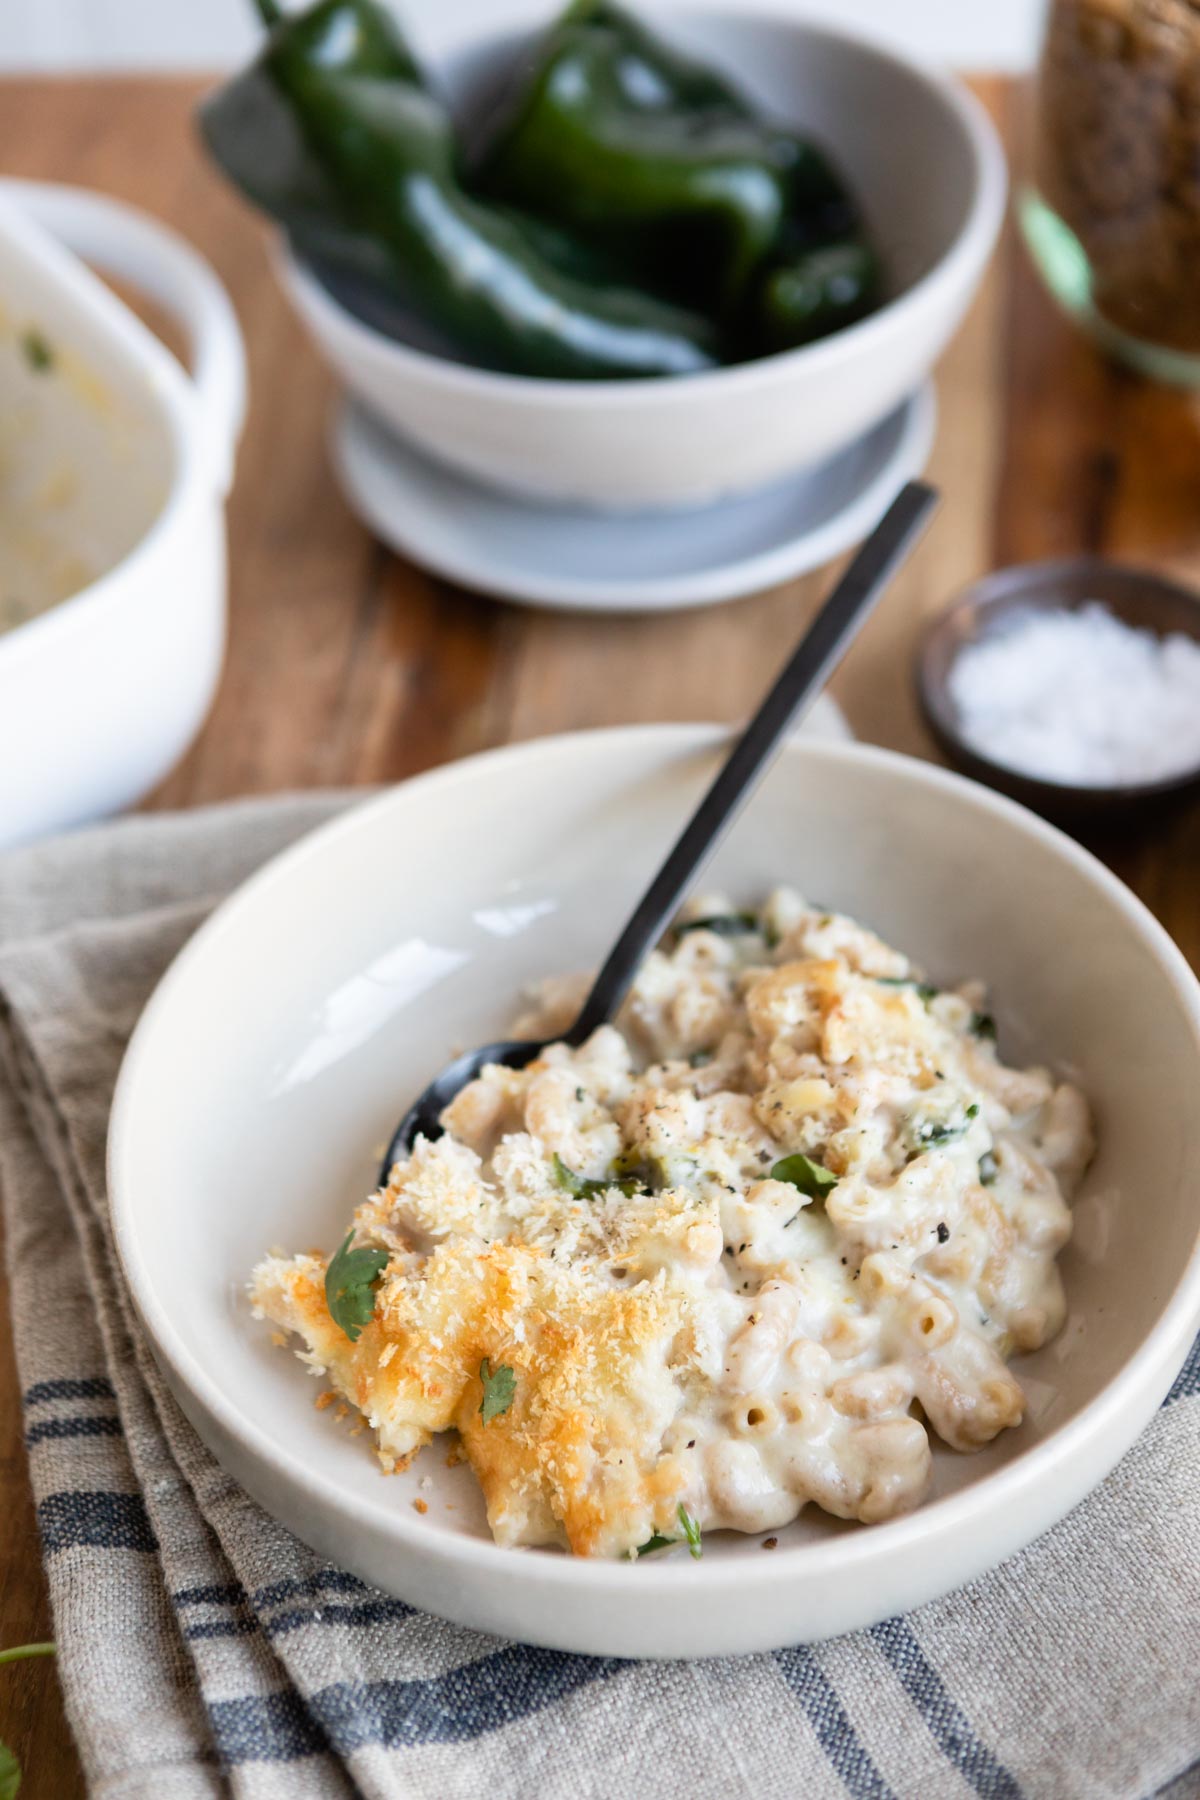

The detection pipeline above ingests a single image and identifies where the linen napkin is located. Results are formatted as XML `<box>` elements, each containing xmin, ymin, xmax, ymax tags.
<box><xmin>1</xmin><ymin>793</ymin><xmax>1198</xmax><ymax>1800</ymax></box>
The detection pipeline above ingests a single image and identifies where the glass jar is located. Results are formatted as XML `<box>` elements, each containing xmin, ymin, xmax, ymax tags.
<box><xmin>1021</xmin><ymin>0</ymin><xmax>1200</xmax><ymax>386</ymax></box>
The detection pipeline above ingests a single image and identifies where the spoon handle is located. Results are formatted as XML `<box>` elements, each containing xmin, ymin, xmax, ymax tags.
<box><xmin>566</xmin><ymin>479</ymin><xmax>938</xmax><ymax>1046</ymax></box>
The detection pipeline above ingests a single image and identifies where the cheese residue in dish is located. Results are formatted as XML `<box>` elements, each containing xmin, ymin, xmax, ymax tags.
<box><xmin>0</xmin><ymin>311</ymin><xmax>169</xmax><ymax>636</ymax></box>
<box><xmin>251</xmin><ymin>890</ymin><xmax>1093</xmax><ymax>1559</ymax></box>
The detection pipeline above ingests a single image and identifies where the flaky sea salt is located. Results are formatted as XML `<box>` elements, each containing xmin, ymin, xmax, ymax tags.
<box><xmin>946</xmin><ymin>601</ymin><xmax>1200</xmax><ymax>787</ymax></box>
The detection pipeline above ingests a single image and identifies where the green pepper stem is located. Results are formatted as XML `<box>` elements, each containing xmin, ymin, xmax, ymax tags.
<box><xmin>0</xmin><ymin>1643</ymin><xmax>55</xmax><ymax>1667</ymax></box>
<box><xmin>253</xmin><ymin>0</ymin><xmax>284</xmax><ymax>26</ymax></box>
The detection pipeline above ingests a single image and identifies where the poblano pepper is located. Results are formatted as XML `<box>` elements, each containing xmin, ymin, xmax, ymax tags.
<box><xmin>474</xmin><ymin>0</ymin><xmax>855</xmax><ymax>311</ymax></box>
<box><xmin>199</xmin><ymin>0</ymin><xmax>718</xmax><ymax>379</ymax></box>
<box><xmin>752</xmin><ymin>240</ymin><xmax>883</xmax><ymax>353</ymax></box>
<box><xmin>558</xmin><ymin>0</ymin><xmax>751</xmax><ymax>116</ymax></box>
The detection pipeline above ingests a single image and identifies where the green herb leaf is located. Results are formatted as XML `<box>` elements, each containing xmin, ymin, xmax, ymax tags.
<box><xmin>635</xmin><ymin>1533</ymin><xmax>675</xmax><ymax>1556</ymax></box>
<box><xmin>909</xmin><ymin>1103</ymin><xmax>979</xmax><ymax>1151</ymax></box>
<box><xmin>19</xmin><ymin>329</ymin><xmax>54</xmax><ymax>374</ymax></box>
<box><xmin>0</xmin><ymin>1645</ymin><xmax>55</xmax><ymax>1800</ymax></box>
<box><xmin>676</xmin><ymin>1503</ymin><xmax>702</xmax><ymax>1559</ymax></box>
<box><xmin>479</xmin><ymin>1357</ymin><xmax>517</xmax><ymax>1425</ymax></box>
<box><xmin>552</xmin><ymin>1153</ymin><xmax>639</xmax><ymax>1199</ymax></box>
<box><xmin>676</xmin><ymin>912</ymin><xmax>758</xmax><ymax>939</ymax></box>
<box><xmin>0</xmin><ymin>1647</ymin><xmax>54</xmax><ymax>1670</ymax></box>
<box><xmin>875</xmin><ymin>976</ymin><xmax>938</xmax><ymax>1004</ymax></box>
<box><xmin>970</xmin><ymin>1011</ymin><xmax>997</xmax><ymax>1041</ymax></box>
<box><xmin>770</xmin><ymin>1153</ymin><xmax>838</xmax><ymax>1199</ymax></box>
<box><xmin>979</xmin><ymin>1150</ymin><xmax>998</xmax><ymax>1186</ymax></box>
<box><xmin>688</xmin><ymin>1049</ymin><xmax>713</xmax><ymax>1068</ymax></box>
<box><xmin>611</xmin><ymin>1149</ymin><xmax>664</xmax><ymax>1193</ymax></box>
<box><xmin>324</xmin><ymin>1229</ymin><xmax>388</xmax><ymax>1342</ymax></box>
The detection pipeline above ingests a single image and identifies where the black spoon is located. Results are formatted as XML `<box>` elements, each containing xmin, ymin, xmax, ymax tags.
<box><xmin>381</xmin><ymin>480</ymin><xmax>937</xmax><ymax>1180</ymax></box>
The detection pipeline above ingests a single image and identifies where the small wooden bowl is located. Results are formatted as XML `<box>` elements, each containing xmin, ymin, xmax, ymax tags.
<box><xmin>916</xmin><ymin>557</ymin><xmax>1200</xmax><ymax>828</ymax></box>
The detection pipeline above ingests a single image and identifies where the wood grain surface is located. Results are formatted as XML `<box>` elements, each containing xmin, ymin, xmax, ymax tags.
<box><xmin>1</xmin><ymin>73</ymin><xmax>1199</xmax><ymax>1798</ymax></box>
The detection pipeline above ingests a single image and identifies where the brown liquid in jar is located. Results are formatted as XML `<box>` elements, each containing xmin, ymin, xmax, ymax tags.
<box><xmin>1036</xmin><ymin>0</ymin><xmax>1200</xmax><ymax>354</ymax></box>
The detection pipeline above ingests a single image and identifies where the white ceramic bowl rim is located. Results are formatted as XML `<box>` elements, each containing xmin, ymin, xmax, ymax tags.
<box><xmin>281</xmin><ymin>11</ymin><xmax>1007</xmax><ymax>406</ymax></box>
<box><xmin>0</xmin><ymin>182</ymin><xmax>244</xmax><ymax>670</ymax></box>
<box><xmin>108</xmin><ymin>729</ymin><xmax>1200</xmax><ymax>1596</ymax></box>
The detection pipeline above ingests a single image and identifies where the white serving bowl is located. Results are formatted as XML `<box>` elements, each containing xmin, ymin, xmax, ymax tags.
<box><xmin>276</xmin><ymin>4</ymin><xmax>1005</xmax><ymax>510</ymax></box>
<box><xmin>109</xmin><ymin>729</ymin><xmax>1200</xmax><ymax>1660</ymax></box>
<box><xmin>0</xmin><ymin>181</ymin><xmax>245</xmax><ymax>851</ymax></box>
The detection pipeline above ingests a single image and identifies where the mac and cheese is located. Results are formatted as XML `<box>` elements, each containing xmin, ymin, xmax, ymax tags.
<box><xmin>252</xmin><ymin>890</ymin><xmax>1092</xmax><ymax>1558</ymax></box>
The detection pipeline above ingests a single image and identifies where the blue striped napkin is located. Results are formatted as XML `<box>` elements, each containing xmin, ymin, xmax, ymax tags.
<box><xmin>0</xmin><ymin>795</ymin><xmax>1197</xmax><ymax>1800</ymax></box>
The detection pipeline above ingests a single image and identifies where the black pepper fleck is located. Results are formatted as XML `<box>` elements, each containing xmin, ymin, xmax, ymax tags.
<box><xmin>936</xmin><ymin>1222</ymin><xmax>950</xmax><ymax>1243</ymax></box>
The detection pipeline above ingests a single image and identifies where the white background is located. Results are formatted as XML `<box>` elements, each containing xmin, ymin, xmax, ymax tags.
<box><xmin>0</xmin><ymin>0</ymin><xmax>1045</xmax><ymax>71</ymax></box>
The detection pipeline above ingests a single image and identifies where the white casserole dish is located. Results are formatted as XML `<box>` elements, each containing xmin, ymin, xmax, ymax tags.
<box><xmin>0</xmin><ymin>181</ymin><xmax>246</xmax><ymax>852</ymax></box>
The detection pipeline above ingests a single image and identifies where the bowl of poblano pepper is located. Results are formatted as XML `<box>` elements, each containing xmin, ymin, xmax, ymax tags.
<box><xmin>201</xmin><ymin>0</ymin><xmax>1006</xmax><ymax>508</ymax></box>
